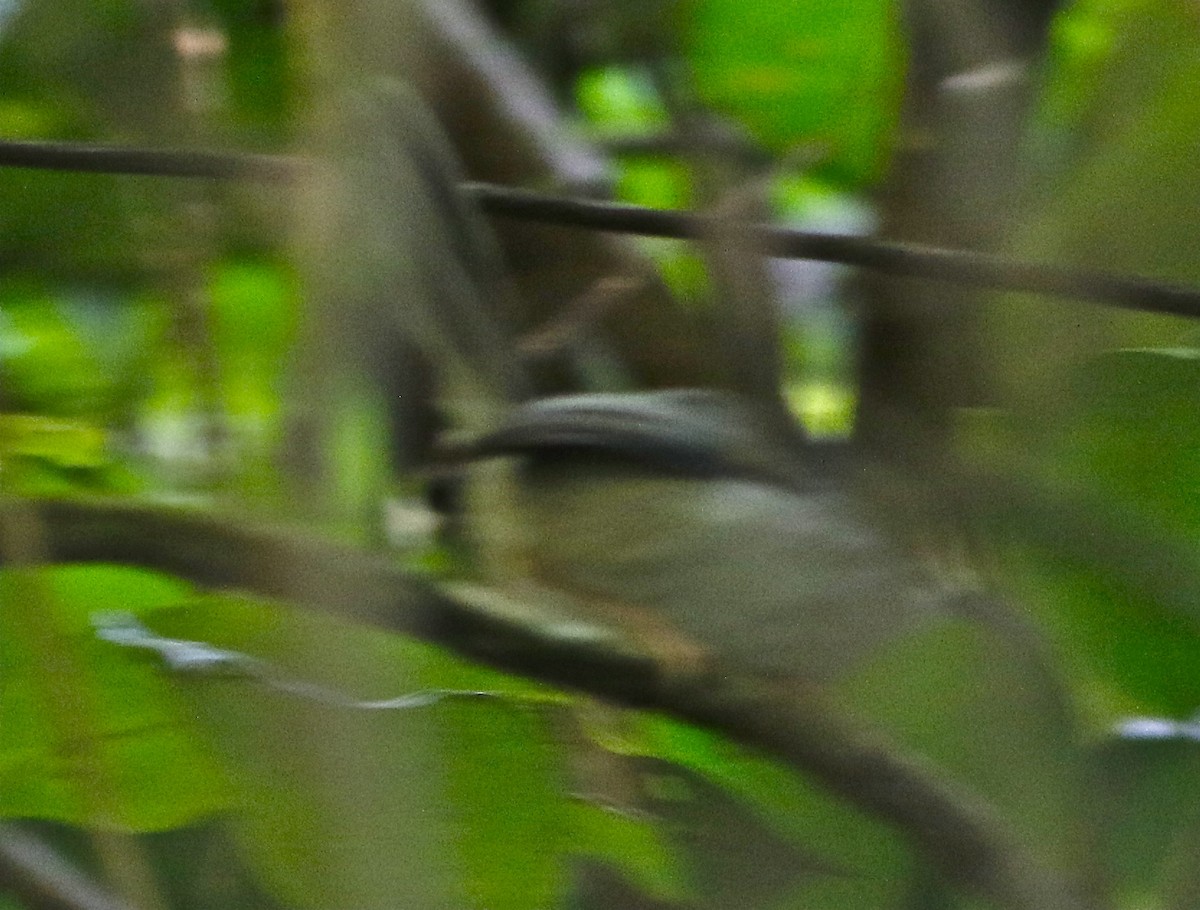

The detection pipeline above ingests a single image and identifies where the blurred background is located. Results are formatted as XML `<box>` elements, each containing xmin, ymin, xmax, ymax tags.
<box><xmin>3</xmin><ymin>1</ymin><xmax>1200</xmax><ymax>909</ymax></box>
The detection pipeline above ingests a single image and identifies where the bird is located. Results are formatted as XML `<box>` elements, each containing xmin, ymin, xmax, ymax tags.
<box><xmin>316</xmin><ymin>83</ymin><xmax>1091</xmax><ymax>910</ymax></box>
<box><xmin>321</xmin><ymin>80</ymin><xmax>1004</xmax><ymax>685</ymax></box>
<box><xmin>466</xmin><ymin>387</ymin><xmax>963</xmax><ymax>683</ymax></box>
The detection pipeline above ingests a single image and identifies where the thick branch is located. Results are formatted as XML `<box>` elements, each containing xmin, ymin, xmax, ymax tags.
<box><xmin>6</xmin><ymin>496</ymin><xmax>1090</xmax><ymax>910</ymax></box>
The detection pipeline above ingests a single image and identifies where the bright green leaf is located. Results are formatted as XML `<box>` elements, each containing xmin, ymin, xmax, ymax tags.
<box><xmin>147</xmin><ymin>596</ymin><xmax>576</xmax><ymax>910</ymax></box>
<box><xmin>576</xmin><ymin>66</ymin><xmax>670</xmax><ymax>136</ymax></box>
<box><xmin>208</xmin><ymin>257</ymin><xmax>298</xmax><ymax>432</ymax></box>
<box><xmin>0</xmin><ymin>414</ymin><xmax>108</xmax><ymax>468</ymax></box>
<box><xmin>0</xmin><ymin>565</ymin><xmax>228</xmax><ymax>830</ymax></box>
<box><xmin>682</xmin><ymin>0</ymin><xmax>906</xmax><ymax>185</ymax></box>
<box><xmin>0</xmin><ymin>285</ymin><xmax>107</xmax><ymax>418</ymax></box>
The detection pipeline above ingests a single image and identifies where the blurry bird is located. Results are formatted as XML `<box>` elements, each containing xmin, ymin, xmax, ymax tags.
<box><xmin>313</xmin><ymin>81</ymin><xmax>1094</xmax><ymax>907</ymax></box>
<box><xmin>468</xmin><ymin>389</ymin><xmax>965</xmax><ymax>682</ymax></box>
<box><xmin>323</xmin><ymin>79</ymin><xmax>1020</xmax><ymax>685</ymax></box>
<box><xmin>310</xmin><ymin>76</ymin><xmax>1095</xmax><ymax>910</ymax></box>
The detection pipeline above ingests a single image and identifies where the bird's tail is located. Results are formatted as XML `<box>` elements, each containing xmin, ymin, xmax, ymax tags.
<box><xmin>330</xmin><ymin>80</ymin><xmax>533</xmax><ymax>437</ymax></box>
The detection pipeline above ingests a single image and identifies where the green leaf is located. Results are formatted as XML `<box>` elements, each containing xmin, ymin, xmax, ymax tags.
<box><xmin>837</xmin><ymin>617</ymin><xmax>1085</xmax><ymax>873</ymax></box>
<box><xmin>984</xmin><ymin>0</ymin><xmax>1200</xmax><ymax>726</ymax></box>
<box><xmin>991</xmin><ymin>0</ymin><xmax>1200</xmax><ymax>404</ymax></box>
<box><xmin>1032</xmin><ymin>0</ymin><xmax>1197</xmax><ymax>193</ymax></box>
<box><xmin>1089</xmin><ymin>731</ymin><xmax>1200</xmax><ymax>908</ymax></box>
<box><xmin>207</xmin><ymin>0</ymin><xmax>296</xmax><ymax>143</ymax></box>
<box><xmin>0</xmin><ymin>280</ymin><xmax>166</xmax><ymax>420</ymax></box>
<box><xmin>564</xmin><ymin>799</ymin><xmax>686</xmax><ymax>904</ymax></box>
<box><xmin>0</xmin><ymin>414</ymin><xmax>108</xmax><ymax>469</ymax></box>
<box><xmin>0</xmin><ymin>284</ymin><xmax>107</xmax><ymax>418</ymax></box>
<box><xmin>576</xmin><ymin>66</ymin><xmax>671</xmax><ymax>137</ymax></box>
<box><xmin>1013</xmin><ymin>554</ymin><xmax>1200</xmax><ymax>720</ymax></box>
<box><xmin>623</xmin><ymin>713</ymin><xmax>914</xmax><ymax>908</ymax></box>
<box><xmin>0</xmin><ymin>565</ymin><xmax>228</xmax><ymax>830</ymax></box>
<box><xmin>439</xmin><ymin>698</ymin><xmax>566</xmax><ymax>909</ymax></box>
<box><xmin>208</xmin><ymin>257</ymin><xmax>299</xmax><ymax>431</ymax></box>
<box><xmin>1060</xmin><ymin>349</ymin><xmax>1200</xmax><ymax>532</ymax></box>
<box><xmin>681</xmin><ymin>0</ymin><xmax>906</xmax><ymax>185</ymax></box>
<box><xmin>993</xmin><ymin>349</ymin><xmax>1200</xmax><ymax>716</ymax></box>
<box><xmin>145</xmin><ymin>598</ymin><xmax>459</xmax><ymax>909</ymax></box>
<box><xmin>148</xmin><ymin>596</ymin><xmax>574</xmax><ymax>910</ymax></box>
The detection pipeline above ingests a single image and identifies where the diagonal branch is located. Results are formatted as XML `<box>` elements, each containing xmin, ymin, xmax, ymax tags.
<box><xmin>5</xmin><ymin>495</ymin><xmax>1092</xmax><ymax>910</ymax></box>
<box><xmin>466</xmin><ymin>183</ymin><xmax>1200</xmax><ymax>320</ymax></box>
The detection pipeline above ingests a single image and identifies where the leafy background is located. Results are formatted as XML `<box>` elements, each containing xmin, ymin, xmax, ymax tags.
<box><xmin>2</xmin><ymin>0</ymin><xmax>1200</xmax><ymax>908</ymax></box>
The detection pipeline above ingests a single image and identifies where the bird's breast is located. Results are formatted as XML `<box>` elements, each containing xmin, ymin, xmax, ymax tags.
<box><xmin>515</xmin><ymin>459</ymin><xmax>946</xmax><ymax>682</ymax></box>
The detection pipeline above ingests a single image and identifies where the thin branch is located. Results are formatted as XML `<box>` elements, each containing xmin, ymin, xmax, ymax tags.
<box><xmin>9</xmin><ymin>495</ymin><xmax>1091</xmax><ymax>910</ymax></box>
<box><xmin>466</xmin><ymin>183</ymin><xmax>1200</xmax><ymax>320</ymax></box>
<box><xmin>0</xmin><ymin>136</ymin><xmax>1195</xmax><ymax>320</ymax></box>
<box><xmin>0</xmin><ymin>138</ymin><xmax>296</xmax><ymax>181</ymax></box>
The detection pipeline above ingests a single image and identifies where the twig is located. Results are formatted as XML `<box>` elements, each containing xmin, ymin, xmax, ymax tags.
<box><xmin>8</xmin><ymin>495</ymin><xmax>1091</xmax><ymax>910</ymax></box>
<box><xmin>518</xmin><ymin>274</ymin><xmax>644</xmax><ymax>356</ymax></box>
